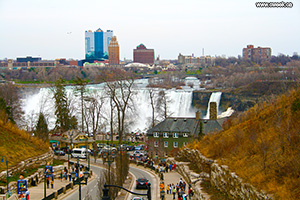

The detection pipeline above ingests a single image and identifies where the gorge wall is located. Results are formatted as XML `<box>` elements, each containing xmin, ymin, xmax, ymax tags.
<box><xmin>172</xmin><ymin>148</ymin><xmax>272</xmax><ymax>200</ymax></box>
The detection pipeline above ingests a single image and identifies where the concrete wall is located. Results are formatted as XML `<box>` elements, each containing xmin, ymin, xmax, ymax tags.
<box><xmin>174</xmin><ymin>148</ymin><xmax>273</xmax><ymax>200</ymax></box>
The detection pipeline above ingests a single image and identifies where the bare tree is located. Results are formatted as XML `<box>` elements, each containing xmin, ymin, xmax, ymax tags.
<box><xmin>100</xmin><ymin>68</ymin><xmax>136</xmax><ymax>143</ymax></box>
<box><xmin>156</xmin><ymin>90</ymin><xmax>173</xmax><ymax>120</ymax></box>
<box><xmin>148</xmin><ymin>88</ymin><xmax>158</xmax><ymax>128</ymax></box>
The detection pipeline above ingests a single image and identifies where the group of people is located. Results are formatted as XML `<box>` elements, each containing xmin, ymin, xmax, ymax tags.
<box><xmin>159</xmin><ymin>178</ymin><xmax>194</xmax><ymax>200</ymax></box>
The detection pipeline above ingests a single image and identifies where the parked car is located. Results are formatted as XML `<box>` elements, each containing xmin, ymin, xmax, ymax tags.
<box><xmin>71</xmin><ymin>148</ymin><xmax>87</xmax><ymax>159</ymax></box>
<box><xmin>136</xmin><ymin>178</ymin><xmax>149</xmax><ymax>189</ymax></box>
<box><xmin>131</xmin><ymin>197</ymin><xmax>144</xmax><ymax>200</ymax></box>
<box><xmin>54</xmin><ymin>150</ymin><xmax>65</xmax><ymax>156</ymax></box>
<box><xmin>126</xmin><ymin>145</ymin><xmax>135</xmax><ymax>151</ymax></box>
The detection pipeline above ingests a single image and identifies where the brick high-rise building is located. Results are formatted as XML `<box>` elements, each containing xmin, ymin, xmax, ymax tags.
<box><xmin>243</xmin><ymin>45</ymin><xmax>271</xmax><ymax>64</ymax></box>
<box><xmin>108</xmin><ymin>36</ymin><xmax>120</xmax><ymax>65</ymax></box>
<box><xmin>133</xmin><ymin>44</ymin><xmax>154</xmax><ymax>65</ymax></box>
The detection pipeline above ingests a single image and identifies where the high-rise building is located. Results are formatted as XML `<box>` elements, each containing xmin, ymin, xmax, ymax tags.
<box><xmin>243</xmin><ymin>45</ymin><xmax>271</xmax><ymax>64</ymax></box>
<box><xmin>108</xmin><ymin>36</ymin><xmax>120</xmax><ymax>65</ymax></box>
<box><xmin>85</xmin><ymin>28</ymin><xmax>113</xmax><ymax>60</ymax></box>
<box><xmin>133</xmin><ymin>44</ymin><xmax>154</xmax><ymax>65</ymax></box>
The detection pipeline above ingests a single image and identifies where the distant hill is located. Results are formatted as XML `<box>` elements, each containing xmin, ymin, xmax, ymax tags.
<box><xmin>190</xmin><ymin>88</ymin><xmax>300</xmax><ymax>199</ymax></box>
<box><xmin>0</xmin><ymin>120</ymin><xmax>49</xmax><ymax>172</ymax></box>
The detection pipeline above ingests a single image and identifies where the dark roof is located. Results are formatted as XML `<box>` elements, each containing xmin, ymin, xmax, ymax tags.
<box><xmin>147</xmin><ymin>117</ymin><xmax>225</xmax><ymax>136</ymax></box>
<box><xmin>147</xmin><ymin>117</ymin><xmax>200</xmax><ymax>135</ymax></box>
<box><xmin>202</xmin><ymin>119</ymin><xmax>223</xmax><ymax>134</ymax></box>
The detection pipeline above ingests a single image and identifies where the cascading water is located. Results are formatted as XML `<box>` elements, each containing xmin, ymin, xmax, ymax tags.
<box><xmin>204</xmin><ymin>92</ymin><xmax>222</xmax><ymax>119</ymax></box>
<box><xmin>22</xmin><ymin>79</ymin><xmax>199</xmax><ymax>132</ymax></box>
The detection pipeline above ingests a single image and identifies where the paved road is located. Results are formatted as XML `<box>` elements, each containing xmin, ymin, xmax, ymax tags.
<box><xmin>63</xmin><ymin>163</ymin><xmax>101</xmax><ymax>200</ymax></box>
<box><xmin>128</xmin><ymin>165</ymin><xmax>158</xmax><ymax>200</ymax></box>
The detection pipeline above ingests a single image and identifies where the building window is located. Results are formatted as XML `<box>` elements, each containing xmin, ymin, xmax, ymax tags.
<box><xmin>163</xmin><ymin>132</ymin><xmax>169</xmax><ymax>138</ymax></box>
<box><xmin>183</xmin><ymin>133</ymin><xmax>189</xmax><ymax>137</ymax></box>
<box><xmin>154</xmin><ymin>141</ymin><xmax>158</xmax><ymax>147</ymax></box>
<box><xmin>164</xmin><ymin>141</ymin><xmax>168</xmax><ymax>148</ymax></box>
<box><xmin>183</xmin><ymin>142</ymin><xmax>188</xmax><ymax>146</ymax></box>
<box><xmin>173</xmin><ymin>133</ymin><xmax>178</xmax><ymax>138</ymax></box>
<box><xmin>153</xmin><ymin>132</ymin><xmax>159</xmax><ymax>138</ymax></box>
<box><xmin>173</xmin><ymin>142</ymin><xmax>178</xmax><ymax>148</ymax></box>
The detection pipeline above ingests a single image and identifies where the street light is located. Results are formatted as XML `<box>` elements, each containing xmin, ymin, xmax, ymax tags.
<box><xmin>1</xmin><ymin>156</ymin><xmax>9</xmax><ymax>197</ymax></box>
<box><xmin>71</xmin><ymin>158</ymin><xmax>89</xmax><ymax>200</ymax></box>
<box><xmin>68</xmin><ymin>133</ymin><xmax>73</xmax><ymax>170</ymax></box>
<box><xmin>102</xmin><ymin>148</ymin><xmax>116</xmax><ymax>185</ymax></box>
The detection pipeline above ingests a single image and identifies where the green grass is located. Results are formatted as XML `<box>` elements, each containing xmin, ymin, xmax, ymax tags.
<box><xmin>0</xmin><ymin>159</ymin><xmax>65</xmax><ymax>186</ymax></box>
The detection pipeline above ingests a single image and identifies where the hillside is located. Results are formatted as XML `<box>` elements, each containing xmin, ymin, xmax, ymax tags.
<box><xmin>189</xmin><ymin>88</ymin><xmax>300</xmax><ymax>199</ymax></box>
<box><xmin>0</xmin><ymin>120</ymin><xmax>49</xmax><ymax>172</ymax></box>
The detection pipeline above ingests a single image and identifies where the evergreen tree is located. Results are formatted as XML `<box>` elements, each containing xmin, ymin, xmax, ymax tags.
<box><xmin>73</xmin><ymin>77</ymin><xmax>88</xmax><ymax>133</ymax></box>
<box><xmin>0</xmin><ymin>97</ymin><xmax>13</xmax><ymax>123</ymax></box>
<box><xmin>35</xmin><ymin>112</ymin><xmax>49</xmax><ymax>141</ymax></box>
<box><xmin>53</xmin><ymin>79</ymin><xmax>77</xmax><ymax>132</ymax></box>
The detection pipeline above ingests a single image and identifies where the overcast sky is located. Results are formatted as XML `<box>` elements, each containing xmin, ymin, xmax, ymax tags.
<box><xmin>0</xmin><ymin>0</ymin><xmax>299</xmax><ymax>60</ymax></box>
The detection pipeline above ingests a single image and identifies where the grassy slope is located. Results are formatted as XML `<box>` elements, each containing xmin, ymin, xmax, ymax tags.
<box><xmin>189</xmin><ymin>88</ymin><xmax>300</xmax><ymax>199</ymax></box>
<box><xmin>0</xmin><ymin>121</ymin><xmax>49</xmax><ymax>172</ymax></box>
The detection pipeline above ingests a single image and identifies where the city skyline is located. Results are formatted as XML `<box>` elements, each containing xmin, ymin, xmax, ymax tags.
<box><xmin>0</xmin><ymin>0</ymin><xmax>299</xmax><ymax>60</ymax></box>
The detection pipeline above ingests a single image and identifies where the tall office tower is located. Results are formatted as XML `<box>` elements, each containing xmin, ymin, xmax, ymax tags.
<box><xmin>108</xmin><ymin>36</ymin><xmax>120</xmax><ymax>65</ymax></box>
<box><xmin>85</xmin><ymin>28</ymin><xmax>113</xmax><ymax>60</ymax></box>
<box><xmin>133</xmin><ymin>44</ymin><xmax>155</xmax><ymax>64</ymax></box>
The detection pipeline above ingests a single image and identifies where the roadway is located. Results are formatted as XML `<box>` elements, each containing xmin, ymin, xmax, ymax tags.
<box><xmin>63</xmin><ymin>158</ymin><xmax>158</xmax><ymax>200</ymax></box>
<box><xmin>128</xmin><ymin>165</ymin><xmax>158</xmax><ymax>200</ymax></box>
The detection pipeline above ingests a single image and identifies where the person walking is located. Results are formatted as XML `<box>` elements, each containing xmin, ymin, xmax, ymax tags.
<box><xmin>172</xmin><ymin>186</ymin><xmax>177</xmax><ymax>199</ymax></box>
<box><xmin>166</xmin><ymin>184</ymin><xmax>170</xmax><ymax>194</ymax></box>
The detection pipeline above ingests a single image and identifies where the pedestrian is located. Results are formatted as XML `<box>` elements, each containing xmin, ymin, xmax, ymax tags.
<box><xmin>166</xmin><ymin>184</ymin><xmax>170</xmax><ymax>194</ymax></box>
<box><xmin>183</xmin><ymin>181</ymin><xmax>186</xmax><ymax>191</ymax></box>
<box><xmin>179</xmin><ymin>178</ymin><xmax>183</xmax><ymax>184</ymax></box>
<box><xmin>188</xmin><ymin>187</ymin><xmax>194</xmax><ymax>200</ymax></box>
<box><xmin>172</xmin><ymin>186</ymin><xmax>177</xmax><ymax>199</ymax></box>
<box><xmin>169</xmin><ymin>164</ymin><xmax>173</xmax><ymax>171</ymax></box>
<box><xmin>25</xmin><ymin>190</ymin><xmax>30</xmax><ymax>200</ymax></box>
<box><xmin>68</xmin><ymin>172</ymin><xmax>72</xmax><ymax>181</ymax></box>
<box><xmin>169</xmin><ymin>184</ymin><xmax>172</xmax><ymax>194</ymax></box>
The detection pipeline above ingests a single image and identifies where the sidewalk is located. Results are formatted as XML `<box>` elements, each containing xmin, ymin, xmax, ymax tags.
<box><xmin>28</xmin><ymin>177</ymin><xmax>72</xmax><ymax>200</ymax></box>
<box><xmin>131</xmin><ymin>162</ymin><xmax>194</xmax><ymax>200</ymax></box>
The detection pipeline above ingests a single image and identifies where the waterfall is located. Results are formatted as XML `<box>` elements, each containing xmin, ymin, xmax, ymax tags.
<box><xmin>204</xmin><ymin>92</ymin><xmax>222</xmax><ymax>119</ymax></box>
<box><xmin>21</xmin><ymin>79</ymin><xmax>198</xmax><ymax>132</ymax></box>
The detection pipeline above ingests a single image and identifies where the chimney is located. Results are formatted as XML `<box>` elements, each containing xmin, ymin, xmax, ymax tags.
<box><xmin>209</xmin><ymin>102</ymin><xmax>217</xmax><ymax>120</ymax></box>
<box><xmin>196</xmin><ymin>111</ymin><xmax>201</xmax><ymax>120</ymax></box>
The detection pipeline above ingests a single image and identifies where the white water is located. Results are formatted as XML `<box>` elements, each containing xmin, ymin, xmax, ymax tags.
<box><xmin>204</xmin><ymin>92</ymin><xmax>222</xmax><ymax>119</ymax></box>
<box><xmin>22</xmin><ymin>78</ymin><xmax>201</xmax><ymax>133</ymax></box>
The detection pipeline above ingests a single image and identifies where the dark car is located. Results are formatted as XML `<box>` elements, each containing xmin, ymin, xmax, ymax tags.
<box><xmin>54</xmin><ymin>150</ymin><xmax>65</xmax><ymax>156</ymax></box>
<box><xmin>136</xmin><ymin>178</ymin><xmax>149</xmax><ymax>189</ymax></box>
<box><xmin>131</xmin><ymin>197</ymin><xmax>144</xmax><ymax>200</ymax></box>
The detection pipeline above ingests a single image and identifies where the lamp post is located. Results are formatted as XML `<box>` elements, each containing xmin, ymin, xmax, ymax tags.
<box><xmin>71</xmin><ymin>158</ymin><xmax>89</xmax><ymax>200</ymax></box>
<box><xmin>43</xmin><ymin>172</ymin><xmax>46</xmax><ymax>198</ymax></box>
<box><xmin>1</xmin><ymin>156</ymin><xmax>9</xmax><ymax>196</ymax></box>
<box><xmin>102</xmin><ymin>148</ymin><xmax>116</xmax><ymax>185</ymax></box>
<box><xmin>87</xmin><ymin>151</ymin><xmax>90</xmax><ymax>171</ymax></box>
<box><xmin>68</xmin><ymin>133</ymin><xmax>73</xmax><ymax>170</ymax></box>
